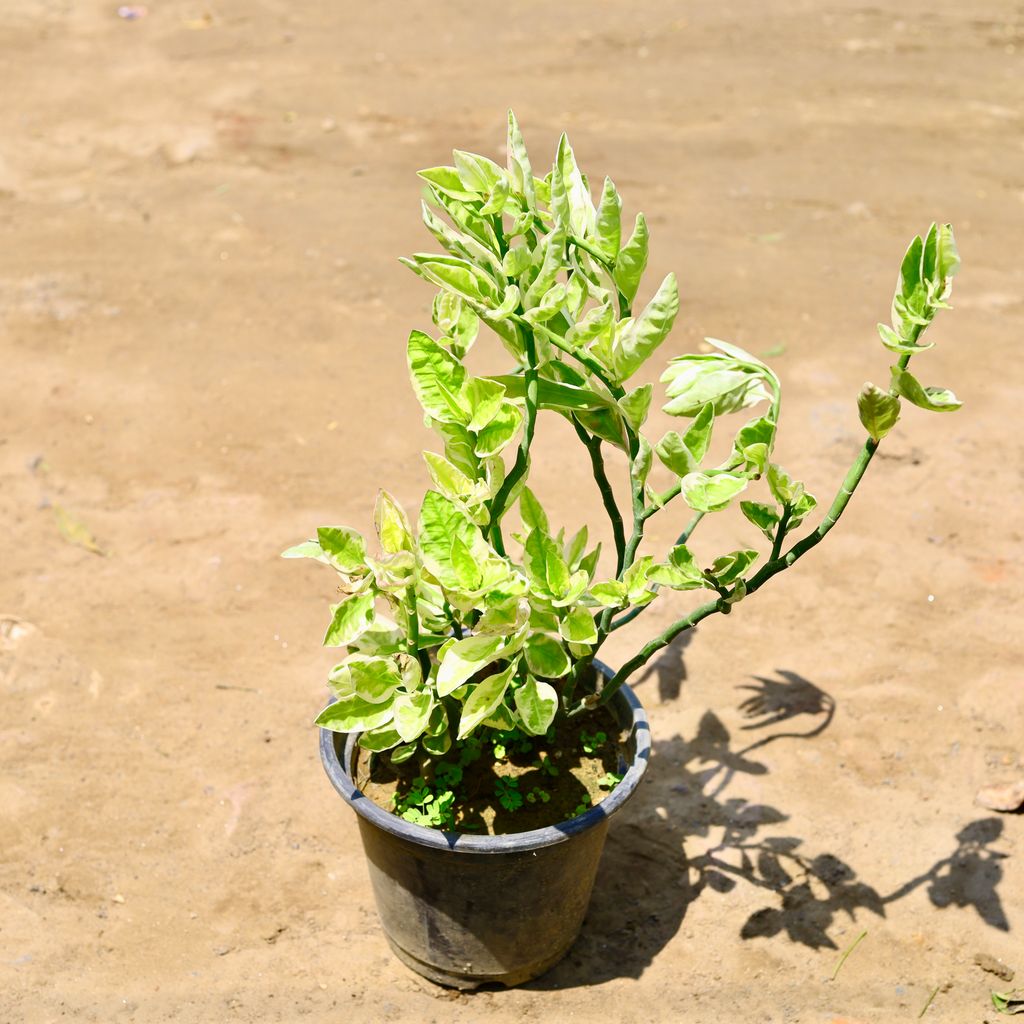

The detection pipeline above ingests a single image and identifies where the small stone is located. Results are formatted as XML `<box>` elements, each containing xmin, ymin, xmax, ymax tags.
<box><xmin>975</xmin><ymin>778</ymin><xmax>1024</xmax><ymax>812</ymax></box>
<box><xmin>974</xmin><ymin>952</ymin><xmax>1015</xmax><ymax>982</ymax></box>
<box><xmin>112</xmin><ymin>894</ymin><xmax>125</xmax><ymax>903</ymax></box>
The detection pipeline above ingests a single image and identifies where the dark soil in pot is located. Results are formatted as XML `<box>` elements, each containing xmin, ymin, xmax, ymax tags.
<box><xmin>354</xmin><ymin>704</ymin><xmax>628</xmax><ymax>835</ymax></box>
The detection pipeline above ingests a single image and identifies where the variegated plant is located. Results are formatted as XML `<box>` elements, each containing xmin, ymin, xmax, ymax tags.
<box><xmin>286</xmin><ymin>112</ymin><xmax>961</xmax><ymax>766</ymax></box>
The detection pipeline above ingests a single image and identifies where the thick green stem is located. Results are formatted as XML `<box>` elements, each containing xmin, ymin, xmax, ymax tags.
<box><xmin>487</xmin><ymin>325</ymin><xmax>539</xmax><ymax>554</ymax></box>
<box><xmin>572</xmin><ymin>417</ymin><xmax>627</xmax><ymax>573</ymax></box>
<box><xmin>769</xmin><ymin>504</ymin><xmax>792</xmax><ymax>563</ymax></box>
<box><xmin>570</xmin><ymin>433</ymin><xmax>882</xmax><ymax>716</ymax></box>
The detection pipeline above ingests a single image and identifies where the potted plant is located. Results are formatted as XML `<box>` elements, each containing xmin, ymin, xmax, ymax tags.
<box><xmin>285</xmin><ymin>112</ymin><xmax>962</xmax><ymax>989</ymax></box>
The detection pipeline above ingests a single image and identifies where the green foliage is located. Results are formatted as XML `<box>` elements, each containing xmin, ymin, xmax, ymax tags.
<box><xmin>287</xmin><ymin>113</ymin><xmax>962</xmax><ymax>805</ymax></box>
<box><xmin>494</xmin><ymin>776</ymin><xmax>523</xmax><ymax>812</ymax></box>
<box><xmin>598</xmin><ymin>770</ymin><xmax>624</xmax><ymax>790</ymax></box>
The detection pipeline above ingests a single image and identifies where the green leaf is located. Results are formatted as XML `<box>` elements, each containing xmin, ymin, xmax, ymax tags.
<box><xmin>877</xmin><ymin>321</ymin><xmax>933</xmax><ymax>355</ymax></box>
<box><xmin>420</xmin><ymin>201</ymin><xmax>502</xmax><ymax>277</ymax></box>
<box><xmin>281</xmin><ymin>539</ymin><xmax>327</xmax><ymax>562</ymax></box>
<box><xmin>417</xmin><ymin>165</ymin><xmax>478</xmax><ymax>201</ymax></box>
<box><xmin>567</xmin><ymin>301</ymin><xmax>614</xmax><ymax>349</ymax></box>
<box><xmin>393</xmin><ymin>691</ymin><xmax>435</xmax><ymax>743</ymax></box>
<box><xmin>623</xmin><ymin>555</ymin><xmax>656</xmax><ymax>605</ymax></box>
<box><xmin>661</xmin><ymin>354</ymin><xmax>772</xmax><ymax>418</ymax></box>
<box><xmin>564</xmin><ymin>525</ymin><xmax>589</xmax><ymax>568</ymax></box>
<box><xmin>617</xmin><ymin>383</ymin><xmax>653</xmax><ymax>431</ymax></box>
<box><xmin>453</xmin><ymin>149</ymin><xmax>504</xmax><ymax>193</ymax></box>
<box><xmin>423</xmin><ymin>451</ymin><xmax>475</xmax><ymax>500</ymax></box>
<box><xmin>422</xmin><ymin>729</ymin><xmax>452</xmax><ymax>756</ymax></box>
<box><xmin>733</xmin><ymin>415</ymin><xmax>775</xmax><ymax>475</ymax></box>
<box><xmin>708</xmin><ymin>549</ymin><xmax>759</xmax><ymax>586</ymax></box>
<box><xmin>523</xmin><ymin>227</ymin><xmax>566</xmax><ymax>309</ymax></box>
<box><xmin>740</xmin><ymin>501</ymin><xmax>780</xmax><ymax>541</ymax></box>
<box><xmin>474</xmin><ymin>400</ymin><xmax>523</xmax><ymax>456</ymax></box>
<box><xmin>524</xmin><ymin>282</ymin><xmax>568</xmax><ymax>323</ymax></box>
<box><xmin>933</xmin><ymin>223</ymin><xmax>960</xmax><ymax>300</ymax></box>
<box><xmin>612</xmin><ymin>273</ymin><xmax>680</xmax><ymax>380</ymax></box>
<box><xmin>685</xmin><ymin>403</ymin><xmax>716</xmax><ymax>463</ymax></box>
<box><xmin>789</xmin><ymin>490</ymin><xmax>817</xmax><ymax>529</ymax></box>
<box><xmin>648</xmin><ymin>544</ymin><xmax>706</xmax><ymax>590</ymax></box>
<box><xmin>519</xmin><ymin>486</ymin><xmax>549</xmax><ymax>535</ymax></box>
<box><xmin>450</xmin><ymin>534</ymin><xmax>482</xmax><ymax>589</ymax></box>
<box><xmin>991</xmin><ymin>988</ymin><xmax>1024</xmax><ymax>1015</ymax></box>
<box><xmin>551</xmin><ymin>133</ymin><xmax>595</xmax><ymax>237</ymax></box>
<box><xmin>680</xmin><ymin>471</ymin><xmax>748</xmax><ymax>513</ymax></box>
<box><xmin>457</xmin><ymin>661</ymin><xmax>517</xmax><ymax>740</ymax></box>
<box><xmin>890</xmin><ymin>366</ymin><xmax>962</xmax><ymax>413</ymax></box>
<box><xmin>358</xmin><ymin>725</ymin><xmax>403</xmax><ymax>752</ymax></box>
<box><xmin>595</xmin><ymin>177</ymin><xmax>622</xmax><ymax>257</ymax></box>
<box><xmin>767</xmin><ymin>464</ymin><xmax>805</xmax><ymax>506</ymax></box>
<box><xmin>347</xmin><ymin>655</ymin><xmax>403</xmax><ymax>703</ymax></box>
<box><xmin>502</xmin><ymin>245</ymin><xmax>533</xmax><ymax>278</ymax></box>
<box><xmin>323</xmin><ymin>592</ymin><xmax>376</xmax><ymax>647</ymax></box>
<box><xmin>613</xmin><ymin>214</ymin><xmax>649</xmax><ymax>304</ymax></box>
<box><xmin>524</xmin><ymin>529</ymin><xmax>570</xmax><ymax>597</ymax></box>
<box><xmin>560</xmin><ymin>606</ymin><xmax>598</xmax><ymax>644</ymax></box>
<box><xmin>514</xmin><ymin>677</ymin><xmax>559</xmax><ymax>736</ymax></box>
<box><xmin>432</xmin><ymin>420</ymin><xmax>479</xmax><ymax>478</ymax></box>
<box><xmin>525</xmin><ymin>633</ymin><xmax>571</xmax><ymax>678</ymax></box>
<box><xmin>858</xmin><ymin>383</ymin><xmax>901</xmax><ymax>441</ymax></box>
<box><xmin>506</xmin><ymin>110</ymin><xmax>537</xmax><ymax>210</ymax></box>
<box><xmin>313</xmin><ymin>527</ymin><xmax>366</xmax><ymax>572</ymax></box>
<box><xmin>432</xmin><ymin>292</ymin><xmax>479</xmax><ymax>360</ymax></box>
<box><xmin>590</xmin><ymin>580</ymin><xmax>627</xmax><ymax>606</ymax></box>
<box><xmin>490</xmin><ymin>374</ymin><xmax>609</xmax><ymax>412</ymax></box>
<box><xmin>655</xmin><ymin>430</ymin><xmax>697</xmax><ymax>477</ymax></box>
<box><xmin>435</xmin><ymin>634</ymin><xmax>507</xmax><ymax>696</ymax></box>
<box><xmin>402</xmin><ymin>254</ymin><xmax>500</xmax><ymax>306</ymax></box>
<box><xmin>374</xmin><ymin>490</ymin><xmax>414</xmax><ymax>554</ymax></box>
<box><xmin>316</xmin><ymin>693</ymin><xmax>395</xmax><ymax>733</ymax></box>
<box><xmin>631</xmin><ymin>436</ymin><xmax>653</xmax><ymax>491</ymax></box>
<box><xmin>418</xmin><ymin>491</ymin><xmax>484</xmax><ymax>587</ymax></box>
<box><xmin>407</xmin><ymin>330</ymin><xmax>468</xmax><ymax>424</ymax></box>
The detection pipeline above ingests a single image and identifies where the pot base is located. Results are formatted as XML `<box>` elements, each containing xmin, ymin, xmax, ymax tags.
<box><xmin>385</xmin><ymin>933</ymin><xmax>573</xmax><ymax>990</ymax></box>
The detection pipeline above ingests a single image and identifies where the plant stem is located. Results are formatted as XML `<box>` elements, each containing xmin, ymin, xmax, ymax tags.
<box><xmin>567</xmin><ymin>234</ymin><xmax>630</xmax><ymax>317</ymax></box>
<box><xmin>570</xmin><ymin>433</ymin><xmax>882</xmax><ymax>715</ymax></box>
<box><xmin>487</xmin><ymin>324</ymin><xmax>539</xmax><ymax>554</ymax></box>
<box><xmin>572</xmin><ymin>417</ymin><xmax>627</xmax><ymax>573</ymax></box>
<box><xmin>517</xmin><ymin>316</ymin><xmax>623</xmax><ymax>398</ymax></box>
<box><xmin>609</xmin><ymin>510</ymin><xmax>705</xmax><ymax>630</ymax></box>
<box><xmin>406</xmin><ymin>586</ymin><xmax>432</xmax><ymax>681</ymax></box>
<box><xmin>769</xmin><ymin>504</ymin><xmax>792</xmax><ymax>563</ymax></box>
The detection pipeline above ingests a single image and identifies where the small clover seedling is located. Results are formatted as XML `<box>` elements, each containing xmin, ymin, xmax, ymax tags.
<box><xmin>495</xmin><ymin>777</ymin><xmax>524</xmax><ymax>813</ymax></box>
<box><xmin>289</xmin><ymin>112</ymin><xmax>963</xmax><ymax>812</ymax></box>
<box><xmin>598</xmin><ymin>770</ymin><xmax>624</xmax><ymax>791</ymax></box>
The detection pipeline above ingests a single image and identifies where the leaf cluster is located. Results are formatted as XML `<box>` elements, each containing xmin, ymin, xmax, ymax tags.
<box><xmin>287</xmin><ymin>113</ymin><xmax>962</xmax><ymax>773</ymax></box>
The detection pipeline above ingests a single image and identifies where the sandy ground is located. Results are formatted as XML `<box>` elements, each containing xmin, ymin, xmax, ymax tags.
<box><xmin>2</xmin><ymin>1</ymin><xmax>1022</xmax><ymax>1021</ymax></box>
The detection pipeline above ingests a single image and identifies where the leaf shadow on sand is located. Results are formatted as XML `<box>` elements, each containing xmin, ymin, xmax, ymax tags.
<box><xmin>528</xmin><ymin>638</ymin><xmax>1011</xmax><ymax>989</ymax></box>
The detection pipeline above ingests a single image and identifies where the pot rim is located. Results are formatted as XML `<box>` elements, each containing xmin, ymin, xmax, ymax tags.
<box><xmin>318</xmin><ymin>660</ymin><xmax>650</xmax><ymax>854</ymax></box>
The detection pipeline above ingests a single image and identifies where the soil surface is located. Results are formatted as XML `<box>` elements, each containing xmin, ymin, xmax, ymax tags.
<box><xmin>354</xmin><ymin>705</ymin><xmax>628</xmax><ymax>835</ymax></box>
<box><xmin>1</xmin><ymin>2</ymin><xmax>1022</xmax><ymax>1022</ymax></box>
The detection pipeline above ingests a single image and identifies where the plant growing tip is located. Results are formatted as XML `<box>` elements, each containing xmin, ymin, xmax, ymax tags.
<box><xmin>287</xmin><ymin>115</ymin><xmax>962</xmax><ymax>782</ymax></box>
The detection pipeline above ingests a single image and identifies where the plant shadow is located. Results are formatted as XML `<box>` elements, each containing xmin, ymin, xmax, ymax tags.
<box><xmin>528</xmin><ymin>665</ymin><xmax>1011</xmax><ymax>990</ymax></box>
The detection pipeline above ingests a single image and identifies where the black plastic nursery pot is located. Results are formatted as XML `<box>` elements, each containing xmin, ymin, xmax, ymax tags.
<box><xmin>318</xmin><ymin>664</ymin><xmax>651</xmax><ymax>989</ymax></box>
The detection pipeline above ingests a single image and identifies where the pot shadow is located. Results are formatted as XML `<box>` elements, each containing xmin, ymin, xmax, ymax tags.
<box><xmin>529</xmin><ymin>666</ymin><xmax>1011</xmax><ymax>990</ymax></box>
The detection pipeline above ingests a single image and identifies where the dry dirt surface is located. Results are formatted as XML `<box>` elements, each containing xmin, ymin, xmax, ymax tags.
<box><xmin>2</xmin><ymin>2</ymin><xmax>1022</xmax><ymax>1022</ymax></box>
